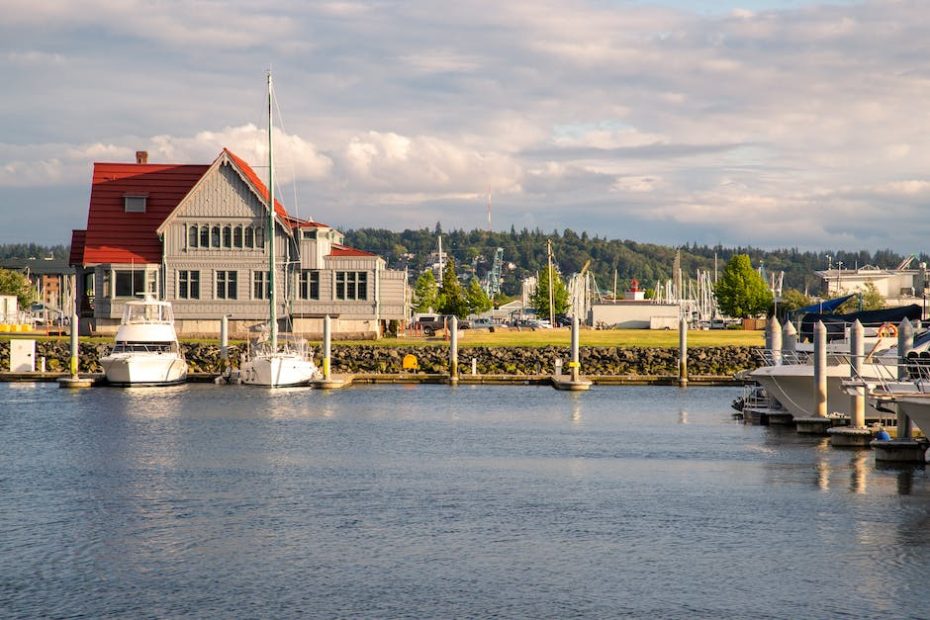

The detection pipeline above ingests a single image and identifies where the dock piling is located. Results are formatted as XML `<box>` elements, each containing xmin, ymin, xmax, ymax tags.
<box><xmin>769</xmin><ymin>317</ymin><xmax>782</xmax><ymax>366</ymax></box>
<box><xmin>678</xmin><ymin>317</ymin><xmax>688</xmax><ymax>387</ymax></box>
<box><xmin>58</xmin><ymin>313</ymin><xmax>93</xmax><ymax>388</ymax></box>
<box><xmin>782</xmin><ymin>321</ymin><xmax>797</xmax><ymax>357</ymax></box>
<box><xmin>896</xmin><ymin>318</ymin><xmax>914</xmax><ymax>438</ymax></box>
<box><xmin>828</xmin><ymin>320</ymin><xmax>872</xmax><ymax>447</ymax></box>
<box><xmin>323</xmin><ymin>315</ymin><xmax>332</xmax><ymax>380</ymax></box>
<box><xmin>571</xmin><ymin>315</ymin><xmax>580</xmax><ymax>383</ymax></box>
<box><xmin>220</xmin><ymin>315</ymin><xmax>229</xmax><ymax>369</ymax></box>
<box><xmin>449</xmin><ymin>316</ymin><xmax>459</xmax><ymax>385</ymax></box>
<box><xmin>796</xmin><ymin>320</ymin><xmax>834</xmax><ymax>433</ymax></box>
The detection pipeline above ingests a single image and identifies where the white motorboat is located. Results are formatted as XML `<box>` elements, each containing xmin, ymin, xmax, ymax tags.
<box><xmin>100</xmin><ymin>296</ymin><xmax>187</xmax><ymax>386</ymax></box>
<box><xmin>238</xmin><ymin>72</ymin><xmax>319</xmax><ymax>388</ymax></box>
<box><xmin>750</xmin><ymin>326</ymin><xmax>930</xmax><ymax>419</ymax></box>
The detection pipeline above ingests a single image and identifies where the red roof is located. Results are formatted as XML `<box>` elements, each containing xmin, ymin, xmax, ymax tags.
<box><xmin>329</xmin><ymin>244</ymin><xmax>377</xmax><ymax>258</ymax></box>
<box><xmin>69</xmin><ymin>230</ymin><xmax>86</xmax><ymax>266</ymax></box>
<box><xmin>82</xmin><ymin>162</ymin><xmax>209</xmax><ymax>264</ymax></box>
<box><xmin>78</xmin><ymin>149</ymin><xmax>331</xmax><ymax>265</ymax></box>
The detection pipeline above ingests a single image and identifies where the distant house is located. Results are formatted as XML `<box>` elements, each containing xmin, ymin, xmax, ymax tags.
<box><xmin>0</xmin><ymin>257</ymin><xmax>74</xmax><ymax>312</ymax></box>
<box><xmin>70</xmin><ymin>150</ymin><xmax>407</xmax><ymax>338</ymax></box>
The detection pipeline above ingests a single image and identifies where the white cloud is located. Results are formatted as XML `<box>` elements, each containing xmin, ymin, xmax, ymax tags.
<box><xmin>6</xmin><ymin>0</ymin><xmax>930</xmax><ymax>249</ymax></box>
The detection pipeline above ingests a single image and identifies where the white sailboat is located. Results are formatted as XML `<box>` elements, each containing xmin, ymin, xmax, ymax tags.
<box><xmin>100</xmin><ymin>295</ymin><xmax>187</xmax><ymax>386</ymax></box>
<box><xmin>239</xmin><ymin>72</ymin><xmax>320</xmax><ymax>388</ymax></box>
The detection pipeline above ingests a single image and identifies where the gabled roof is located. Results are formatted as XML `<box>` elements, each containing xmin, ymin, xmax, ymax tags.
<box><xmin>82</xmin><ymin>162</ymin><xmax>209</xmax><ymax>264</ymax></box>
<box><xmin>79</xmin><ymin>149</ymin><xmax>334</xmax><ymax>266</ymax></box>
<box><xmin>222</xmin><ymin>148</ymin><xmax>290</xmax><ymax>220</ymax></box>
<box><xmin>329</xmin><ymin>244</ymin><xmax>377</xmax><ymax>258</ymax></box>
<box><xmin>69</xmin><ymin>230</ymin><xmax>86</xmax><ymax>266</ymax></box>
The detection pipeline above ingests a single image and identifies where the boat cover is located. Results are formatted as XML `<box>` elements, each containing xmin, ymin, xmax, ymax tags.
<box><xmin>795</xmin><ymin>294</ymin><xmax>856</xmax><ymax>315</ymax></box>
<box><xmin>799</xmin><ymin>304</ymin><xmax>922</xmax><ymax>342</ymax></box>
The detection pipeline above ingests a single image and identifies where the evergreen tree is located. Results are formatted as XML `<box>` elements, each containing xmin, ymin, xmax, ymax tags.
<box><xmin>437</xmin><ymin>258</ymin><xmax>469</xmax><ymax>317</ymax></box>
<box><xmin>714</xmin><ymin>254</ymin><xmax>773</xmax><ymax>318</ymax></box>
<box><xmin>465</xmin><ymin>278</ymin><xmax>492</xmax><ymax>315</ymax></box>
<box><xmin>411</xmin><ymin>270</ymin><xmax>438</xmax><ymax>313</ymax></box>
<box><xmin>530</xmin><ymin>266</ymin><xmax>570</xmax><ymax>319</ymax></box>
<box><xmin>0</xmin><ymin>268</ymin><xmax>36</xmax><ymax>309</ymax></box>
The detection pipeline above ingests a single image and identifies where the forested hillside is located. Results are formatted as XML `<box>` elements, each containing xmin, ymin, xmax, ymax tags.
<box><xmin>343</xmin><ymin>226</ymin><xmax>926</xmax><ymax>298</ymax></box>
<box><xmin>2</xmin><ymin>233</ymin><xmax>921</xmax><ymax>301</ymax></box>
<box><xmin>0</xmin><ymin>244</ymin><xmax>69</xmax><ymax>260</ymax></box>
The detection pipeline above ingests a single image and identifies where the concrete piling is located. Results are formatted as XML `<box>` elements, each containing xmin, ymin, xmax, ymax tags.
<box><xmin>552</xmin><ymin>315</ymin><xmax>591</xmax><ymax>391</ymax></box>
<box><xmin>58</xmin><ymin>312</ymin><xmax>93</xmax><ymax>388</ymax></box>
<box><xmin>449</xmin><ymin>316</ymin><xmax>459</xmax><ymax>385</ymax></box>
<box><xmin>323</xmin><ymin>315</ymin><xmax>332</xmax><ymax>380</ymax></box>
<box><xmin>796</xmin><ymin>320</ymin><xmax>834</xmax><ymax>434</ymax></box>
<box><xmin>769</xmin><ymin>317</ymin><xmax>782</xmax><ymax>366</ymax></box>
<box><xmin>828</xmin><ymin>320</ymin><xmax>872</xmax><ymax>447</ymax></box>
<box><xmin>872</xmin><ymin>318</ymin><xmax>927</xmax><ymax>462</ymax></box>
<box><xmin>570</xmin><ymin>315</ymin><xmax>580</xmax><ymax>383</ymax></box>
<box><xmin>896</xmin><ymin>318</ymin><xmax>914</xmax><ymax>439</ymax></box>
<box><xmin>220</xmin><ymin>315</ymin><xmax>229</xmax><ymax>369</ymax></box>
<box><xmin>678</xmin><ymin>317</ymin><xmax>688</xmax><ymax>388</ymax></box>
<box><xmin>782</xmin><ymin>321</ymin><xmax>797</xmax><ymax>358</ymax></box>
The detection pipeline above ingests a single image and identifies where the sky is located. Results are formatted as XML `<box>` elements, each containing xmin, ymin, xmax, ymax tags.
<box><xmin>3</xmin><ymin>0</ymin><xmax>930</xmax><ymax>251</ymax></box>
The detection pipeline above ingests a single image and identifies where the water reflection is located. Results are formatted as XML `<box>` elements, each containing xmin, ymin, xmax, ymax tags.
<box><xmin>850</xmin><ymin>449</ymin><xmax>869</xmax><ymax>495</ymax></box>
<box><xmin>678</xmin><ymin>409</ymin><xmax>689</xmax><ymax>424</ymax></box>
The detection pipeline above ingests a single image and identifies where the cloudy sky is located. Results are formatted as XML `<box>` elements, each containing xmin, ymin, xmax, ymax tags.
<box><xmin>2</xmin><ymin>0</ymin><xmax>928</xmax><ymax>250</ymax></box>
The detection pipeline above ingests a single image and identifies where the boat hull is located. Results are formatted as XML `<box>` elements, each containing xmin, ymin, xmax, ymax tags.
<box><xmin>751</xmin><ymin>363</ymin><xmax>888</xmax><ymax>419</ymax></box>
<box><xmin>893</xmin><ymin>396</ymin><xmax>930</xmax><ymax>436</ymax></box>
<box><xmin>101</xmin><ymin>353</ymin><xmax>188</xmax><ymax>386</ymax></box>
<box><xmin>240</xmin><ymin>354</ymin><xmax>317</xmax><ymax>388</ymax></box>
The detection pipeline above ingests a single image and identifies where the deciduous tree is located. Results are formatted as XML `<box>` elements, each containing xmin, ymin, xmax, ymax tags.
<box><xmin>714</xmin><ymin>254</ymin><xmax>772</xmax><ymax>318</ymax></box>
<box><xmin>0</xmin><ymin>268</ymin><xmax>34</xmax><ymax>310</ymax></box>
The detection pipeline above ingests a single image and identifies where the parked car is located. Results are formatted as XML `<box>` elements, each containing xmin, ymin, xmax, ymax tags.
<box><xmin>470</xmin><ymin>317</ymin><xmax>495</xmax><ymax>329</ymax></box>
<box><xmin>415</xmin><ymin>315</ymin><xmax>471</xmax><ymax>336</ymax></box>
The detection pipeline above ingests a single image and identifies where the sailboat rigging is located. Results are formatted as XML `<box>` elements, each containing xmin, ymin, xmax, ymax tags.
<box><xmin>237</xmin><ymin>71</ymin><xmax>320</xmax><ymax>387</ymax></box>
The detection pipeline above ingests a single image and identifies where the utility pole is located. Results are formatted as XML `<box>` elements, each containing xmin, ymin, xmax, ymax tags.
<box><xmin>547</xmin><ymin>239</ymin><xmax>555</xmax><ymax>326</ymax></box>
<box><xmin>613</xmin><ymin>269</ymin><xmax>618</xmax><ymax>301</ymax></box>
<box><xmin>437</xmin><ymin>235</ymin><xmax>443</xmax><ymax>289</ymax></box>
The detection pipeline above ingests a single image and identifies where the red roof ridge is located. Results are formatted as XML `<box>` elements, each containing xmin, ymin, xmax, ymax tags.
<box><xmin>329</xmin><ymin>244</ymin><xmax>377</xmax><ymax>258</ymax></box>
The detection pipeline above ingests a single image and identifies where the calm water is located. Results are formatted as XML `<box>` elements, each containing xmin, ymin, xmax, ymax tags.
<box><xmin>1</xmin><ymin>383</ymin><xmax>929</xmax><ymax>619</ymax></box>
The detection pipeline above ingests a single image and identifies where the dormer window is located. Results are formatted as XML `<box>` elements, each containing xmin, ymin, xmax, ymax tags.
<box><xmin>124</xmin><ymin>195</ymin><xmax>147</xmax><ymax>213</ymax></box>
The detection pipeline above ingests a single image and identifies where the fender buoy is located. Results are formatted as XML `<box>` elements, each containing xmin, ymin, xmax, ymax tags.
<box><xmin>877</xmin><ymin>322</ymin><xmax>898</xmax><ymax>338</ymax></box>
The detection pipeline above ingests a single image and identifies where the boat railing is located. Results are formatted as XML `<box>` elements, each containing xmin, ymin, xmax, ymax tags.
<box><xmin>838</xmin><ymin>353</ymin><xmax>930</xmax><ymax>396</ymax></box>
<box><xmin>111</xmin><ymin>342</ymin><xmax>175</xmax><ymax>354</ymax></box>
<box><xmin>754</xmin><ymin>349</ymin><xmax>811</xmax><ymax>367</ymax></box>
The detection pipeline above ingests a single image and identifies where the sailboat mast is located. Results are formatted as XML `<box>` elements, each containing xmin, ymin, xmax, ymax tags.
<box><xmin>267</xmin><ymin>71</ymin><xmax>278</xmax><ymax>350</ymax></box>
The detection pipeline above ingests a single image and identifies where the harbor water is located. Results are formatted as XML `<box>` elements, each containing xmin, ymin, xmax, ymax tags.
<box><xmin>2</xmin><ymin>383</ymin><xmax>929</xmax><ymax>618</ymax></box>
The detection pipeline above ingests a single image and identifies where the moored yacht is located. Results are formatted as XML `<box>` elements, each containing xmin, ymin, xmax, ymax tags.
<box><xmin>100</xmin><ymin>296</ymin><xmax>187</xmax><ymax>386</ymax></box>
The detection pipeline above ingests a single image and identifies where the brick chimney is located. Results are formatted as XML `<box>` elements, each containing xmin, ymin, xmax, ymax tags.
<box><xmin>135</xmin><ymin>150</ymin><xmax>148</xmax><ymax>164</ymax></box>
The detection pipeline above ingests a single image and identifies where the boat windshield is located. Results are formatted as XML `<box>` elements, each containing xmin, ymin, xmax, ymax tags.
<box><xmin>111</xmin><ymin>342</ymin><xmax>176</xmax><ymax>354</ymax></box>
<box><xmin>123</xmin><ymin>302</ymin><xmax>173</xmax><ymax>324</ymax></box>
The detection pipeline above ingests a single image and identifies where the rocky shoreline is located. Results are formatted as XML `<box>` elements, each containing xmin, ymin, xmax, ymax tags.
<box><xmin>0</xmin><ymin>340</ymin><xmax>761</xmax><ymax>377</ymax></box>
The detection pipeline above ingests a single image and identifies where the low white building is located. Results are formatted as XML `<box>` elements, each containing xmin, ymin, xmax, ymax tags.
<box><xmin>589</xmin><ymin>301</ymin><xmax>680</xmax><ymax>329</ymax></box>
<box><xmin>817</xmin><ymin>264</ymin><xmax>927</xmax><ymax>310</ymax></box>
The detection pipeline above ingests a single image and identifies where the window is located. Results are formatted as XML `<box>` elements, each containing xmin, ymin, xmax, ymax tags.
<box><xmin>256</xmin><ymin>226</ymin><xmax>265</xmax><ymax>249</ymax></box>
<box><xmin>178</xmin><ymin>270</ymin><xmax>200</xmax><ymax>300</ymax></box>
<box><xmin>222</xmin><ymin>226</ymin><xmax>232</xmax><ymax>248</ymax></box>
<box><xmin>200</xmin><ymin>225</ymin><xmax>209</xmax><ymax>248</ymax></box>
<box><xmin>234</xmin><ymin>226</ymin><xmax>243</xmax><ymax>248</ymax></box>
<box><xmin>216</xmin><ymin>270</ymin><xmax>238</xmax><ymax>300</ymax></box>
<box><xmin>253</xmin><ymin>271</ymin><xmax>270</xmax><ymax>299</ymax></box>
<box><xmin>299</xmin><ymin>270</ymin><xmax>320</xmax><ymax>300</ymax></box>
<box><xmin>245</xmin><ymin>226</ymin><xmax>254</xmax><ymax>249</ymax></box>
<box><xmin>335</xmin><ymin>271</ymin><xmax>367</xmax><ymax>301</ymax></box>
<box><xmin>211</xmin><ymin>226</ymin><xmax>221</xmax><ymax>248</ymax></box>
<box><xmin>114</xmin><ymin>270</ymin><xmax>145</xmax><ymax>298</ymax></box>
<box><xmin>124</xmin><ymin>195</ymin><xmax>146</xmax><ymax>213</ymax></box>
<box><xmin>302</xmin><ymin>229</ymin><xmax>317</xmax><ymax>240</ymax></box>
<box><xmin>188</xmin><ymin>225</ymin><xmax>198</xmax><ymax>249</ymax></box>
